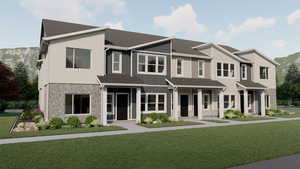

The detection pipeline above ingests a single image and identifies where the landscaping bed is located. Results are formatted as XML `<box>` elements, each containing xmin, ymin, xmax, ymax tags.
<box><xmin>229</xmin><ymin>116</ymin><xmax>274</xmax><ymax>121</ymax></box>
<box><xmin>203</xmin><ymin>119</ymin><xmax>229</xmax><ymax>123</ymax></box>
<box><xmin>267</xmin><ymin>109</ymin><xmax>300</xmax><ymax>118</ymax></box>
<box><xmin>224</xmin><ymin>109</ymin><xmax>274</xmax><ymax>121</ymax></box>
<box><xmin>141</xmin><ymin>121</ymin><xmax>203</xmax><ymax>128</ymax></box>
<box><xmin>0</xmin><ymin>111</ymin><xmax>125</xmax><ymax>139</ymax></box>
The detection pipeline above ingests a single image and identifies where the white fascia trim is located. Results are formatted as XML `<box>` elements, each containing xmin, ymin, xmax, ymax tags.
<box><xmin>176</xmin><ymin>85</ymin><xmax>225</xmax><ymax>89</ymax></box>
<box><xmin>236</xmin><ymin>82</ymin><xmax>265</xmax><ymax>90</ymax></box>
<box><xmin>134</xmin><ymin>50</ymin><xmax>170</xmax><ymax>56</ymax></box>
<box><xmin>192</xmin><ymin>43</ymin><xmax>252</xmax><ymax>63</ymax></box>
<box><xmin>128</xmin><ymin>37</ymin><xmax>174</xmax><ymax>50</ymax></box>
<box><xmin>234</xmin><ymin>49</ymin><xmax>280</xmax><ymax>66</ymax></box>
<box><xmin>165</xmin><ymin>79</ymin><xmax>176</xmax><ymax>88</ymax></box>
<box><xmin>96</xmin><ymin>78</ymin><xmax>104</xmax><ymax>88</ymax></box>
<box><xmin>43</xmin><ymin>26</ymin><xmax>109</xmax><ymax>41</ymax></box>
<box><xmin>105</xmin><ymin>45</ymin><xmax>129</xmax><ymax>50</ymax></box>
<box><xmin>102</xmin><ymin>83</ymin><xmax>168</xmax><ymax>87</ymax></box>
<box><xmin>172</xmin><ymin>52</ymin><xmax>212</xmax><ymax>59</ymax></box>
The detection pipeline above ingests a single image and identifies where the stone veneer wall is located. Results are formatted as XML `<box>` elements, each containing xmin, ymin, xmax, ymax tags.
<box><xmin>47</xmin><ymin>83</ymin><xmax>101</xmax><ymax>122</ymax></box>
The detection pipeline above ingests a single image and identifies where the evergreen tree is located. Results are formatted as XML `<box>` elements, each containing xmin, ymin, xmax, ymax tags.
<box><xmin>285</xmin><ymin>64</ymin><xmax>299</xmax><ymax>83</ymax></box>
<box><xmin>14</xmin><ymin>62</ymin><xmax>29</xmax><ymax>100</ymax></box>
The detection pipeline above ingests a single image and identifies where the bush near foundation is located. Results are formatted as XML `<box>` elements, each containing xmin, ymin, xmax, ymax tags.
<box><xmin>84</xmin><ymin>115</ymin><xmax>97</xmax><ymax>124</ymax></box>
<box><xmin>67</xmin><ymin>116</ymin><xmax>81</xmax><ymax>128</ymax></box>
<box><xmin>224</xmin><ymin>109</ymin><xmax>243</xmax><ymax>119</ymax></box>
<box><xmin>49</xmin><ymin>117</ymin><xmax>64</xmax><ymax>129</ymax></box>
<box><xmin>141</xmin><ymin>113</ymin><xmax>170</xmax><ymax>124</ymax></box>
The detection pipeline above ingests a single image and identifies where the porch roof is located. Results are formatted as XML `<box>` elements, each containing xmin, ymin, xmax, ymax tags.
<box><xmin>166</xmin><ymin>78</ymin><xmax>225</xmax><ymax>89</ymax></box>
<box><xmin>97</xmin><ymin>75</ymin><xmax>168</xmax><ymax>87</ymax></box>
<box><xmin>237</xmin><ymin>80</ymin><xmax>266</xmax><ymax>90</ymax></box>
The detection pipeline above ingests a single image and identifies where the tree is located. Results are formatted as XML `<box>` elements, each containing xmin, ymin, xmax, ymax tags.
<box><xmin>285</xmin><ymin>64</ymin><xmax>299</xmax><ymax>83</ymax></box>
<box><xmin>14</xmin><ymin>62</ymin><xmax>29</xmax><ymax>100</ymax></box>
<box><xmin>0</xmin><ymin>61</ymin><xmax>17</xmax><ymax>100</ymax></box>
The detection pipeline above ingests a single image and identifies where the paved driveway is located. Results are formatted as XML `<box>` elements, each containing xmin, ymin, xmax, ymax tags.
<box><xmin>228</xmin><ymin>153</ymin><xmax>300</xmax><ymax>169</ymax></box>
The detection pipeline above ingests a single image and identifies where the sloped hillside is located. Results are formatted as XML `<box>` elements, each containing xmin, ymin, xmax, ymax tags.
<box><xmin>275</xmin><ymin>52</ymin><xmax>300</xmax><ymax>85</ymax></box>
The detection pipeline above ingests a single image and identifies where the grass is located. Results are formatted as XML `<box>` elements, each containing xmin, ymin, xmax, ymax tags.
<box><xmin>140</xmin><ymin>121</ymin><xmax>203</xmax><ymax>128</ymax></box>
<box><xmin>229</xmin><ymin>116</ymin><xmax>274</xmax><ymax>121</ymax></box>
<box><xmin>203</xmin><ymin>119</ymin><xmax>229</xmax><ymax>123</ymax></box>
<box><xmin>2</xmin><ymin>120</ymin><xmax>300</xmax><ymax>169</ymax></box>
<box><xmin>0</xmin><ymin>113</ymin><xmax>125</xmax><ymax>139</ymax></box>
<box><xmin>272</xmin><ymin>108</ymin><xmax>300</xmax><ymax>118</ymax></box>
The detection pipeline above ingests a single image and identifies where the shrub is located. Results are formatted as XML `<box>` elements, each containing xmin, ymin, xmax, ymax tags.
<box><xmin>67</xmin><ymin>116</ymin><xmax>81</xmax><ymax>128</ymax></box>
<box><xmin>20</xmin><ymin>109</ymin><xmax>33</xmax><ymax>121</ymax></box>
<box><xmin>224</xmin><ymin>109</ymin><xmax>242</xmax><ymax>119</ymax></box>
<box><xmin>168</xmin><ymin>116</ymin><xmax>177</xmax><ymax>122</ymax></box>
<box><xmin>49</xmin><ymin>117</ymin><xmax>64</xmax><ymax>129</ymax></box>
<box><xmin>33</xmin><ymin>115</ymin><xmax>44</xmax><ymax>123</ymax></box>
<box><xmin>91</xmin><ymin>119</ymin><xmax>101</xmax><ymax>127</ymax></box>
<box><xmin>142</xmin><ymin>113</ymin><xmax>170</xmax><ymax>123</ymax></box>
<box><xmin>36</xmin><ymin>120</ymin><xmax>50</xmax><ymax>130</ymax></box>
<box><xmin>84</xmin><ymin>115</ymin><xmax>97</xmax><ymax>124</ymax></box>
<box><xmin>0</xmin><ymin>100</ymin><xmax>8</xmax><ymax>112</ymax></box>
<box><xmin>143</xmin><ymin>117</ymin><xmax>153</xmax><ymax>124</ymax></box>
<box><xmin>81</xmin><ymin>123</ymin><xmax>92</xmax><ymax>128</ymax></box>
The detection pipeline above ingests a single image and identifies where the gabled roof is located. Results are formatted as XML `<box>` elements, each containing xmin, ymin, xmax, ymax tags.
<box><xmin>234</xmin><ymin>49</ymin><xmax>279</xmax><ymax>66</ymax></box>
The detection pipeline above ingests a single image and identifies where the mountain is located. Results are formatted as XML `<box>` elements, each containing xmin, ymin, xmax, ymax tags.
<box><xmin>0</xmin><ymin>47</ymin><xmax>39</xmax><ymax>80</ymax></box>
<box><xmin>275</xmin><ymin>52</ymin><xmax>300</xmax><ymax>85</ymax></box>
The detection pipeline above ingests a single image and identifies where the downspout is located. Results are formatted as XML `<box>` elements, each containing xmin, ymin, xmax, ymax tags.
<box><xmin>104</xmin><ymin>47</ymin><xmax>110</xmax><ymax>75</ymax></box>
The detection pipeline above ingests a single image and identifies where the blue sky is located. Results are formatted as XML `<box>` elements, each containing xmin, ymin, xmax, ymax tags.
<box><xmin>1</xmin><ymin>0</ymin><xmax>300</xmax><ymax>58</ymax></box>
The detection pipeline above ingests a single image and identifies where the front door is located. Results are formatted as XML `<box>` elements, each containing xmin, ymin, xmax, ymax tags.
<box><xmin>194</xmin><ymin>95</ymin><xmax>198</xmax><ymax>116</ymax></box>
<box><xmin>240</xmin><ymin>93</ymin><xmax>244</xmax><ymax>113</ymax></box>
<box><xmin>181</xmin><ymin>95</ymin><xmax>189</xmax><ymax>117</ymax></box>
<box><xmin>117</xmin><ymin>94</ymin><xmax>128</xmax><ymax>120</ymax></box>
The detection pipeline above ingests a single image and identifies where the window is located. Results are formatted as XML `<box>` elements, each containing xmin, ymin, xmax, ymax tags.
<box><xmin>241</xmin><ymin>64</ymin><xmax>247</xmax><ymax>80</ymax></box>
<box><xmin>66</xmin><ymin>47</ymin><xmax>90</xmax><ymax>69</ymax></box>
<box><xmin>230</xmin><ymin>64</ymin><xmax>235</xmax><ymax>77</ymax></box>
<box><xmin>65</xmin><ymin>94</ymin><xmax>90</xmax><ymax>114</ymax></box>
<box><xmin>107</xmin><ymin>94</ymin><xmax>114</xmax><ymax>121</ymax></box>
<box><xmin>203</xmin><ymin>94</ymin><xmax>209</xmax><ymax>109</ymax></box>
<box><xmin>223</xmin><ymin>63</ymin><xmax>229</xmax><ymax>77</ymax></box>
<box><xmin>265</xmin><ymin>95</ymin><xmax>270</xmax><ymax>109</ymax></box>
<box><xmin>177</xmin><ymin>59</ymin><xmax>182</xmax><ymax>75</ymax></box>
<box><xmin>260</xmin><ymin>66</ymin><xmax>269</xmax><ymax>79</ymax></box>
<box><xmin>112</xmin><ymin>52</ymin><xmax>122</xmax><ymax>73</ymax></box>
<box><xmin>140</xmin><ymin>93</ymin><xmax>166</xmax><ymax>113</ymax></box>
<box><xmin>248</xmin><ymin>94</ymin><xmax>252</xmax><ymax>108</ymax></box>
<box><xmin>231</xmin><ymin>95</ymin><xmax>235</xmax><ymax>108</ymax></box>
<box><xmin>217</xmin><ymin>63</ymin><xmax>222</xmax><ymax>76</ymax></box>
<box><xmin>198</xmin><ymin>61</ymin><xmax>204</xmax><ymax>77</ymax></box>
<box><xmin>137</xmin><ymin>53</ymin><xmax>166</xmax><ymax>74</ymax></box>
<box><xmin>224</xmin><ymin>95</ymin><xmax>229</xmax><ymax>109</ymax></box>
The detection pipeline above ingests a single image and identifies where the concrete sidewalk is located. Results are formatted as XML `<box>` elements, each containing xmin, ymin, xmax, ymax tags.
<box><xmin>1</xmin><ymin>117</ymin><xmax>300</xmax><ymax>145</ymax></box>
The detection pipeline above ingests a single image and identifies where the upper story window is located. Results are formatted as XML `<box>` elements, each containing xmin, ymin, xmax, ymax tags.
<box><xmin>66</xmin><ymin>47</ymin><xmax>91</xmax><ymax>69</ymax></box>
<box><xmin>260</xmin><ymin>66</ymin><xmax>269</xmax><ymax>79</ymax></box>
<box><xmin>241</xmin><ymin>64</ymin><xmax>247</xmax><ymax>80</ymax></box>
<box><xmin>217</xmin><ymin>62</ymin><xmax>235</xmax><ymax>78</ymax></box>
<box><xmin>138</xmin><ymin>53</ymin><xmax>166</xmax><ymax>75</ymax></box>
<box><xmin>112</xmin><ymin>52</ymin><xmax>122</xmax><ymax>73</ymax></box>
<box><xmin>177</xmin><ymin>59</ymin><xmax>182</xmax><ymax>76</ymax></box>
<box><xmin>198</xmin><ymin>61</ymin><xmax>204</xmax><ymax>77</ymax></box>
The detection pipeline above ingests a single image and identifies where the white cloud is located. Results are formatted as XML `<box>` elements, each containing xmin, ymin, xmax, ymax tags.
<box><xmin>105</xmin><ymin>21</ymin><xmax>124</xmax><ymax>30</ymax></box>
<box><xmin>216</xmin><ymin>17</ymin><xmax>276</xmax><ymax>42</ymax></box>
<box><xmin>153</xmin><ymin>4</ymin><xmax>208</xmax><ymax>38</ymax></box>
<box><xmin>21</xmin><ymin>0</ymin><xmax>126</xmax><ymax>23</ymax></box>
<box><xmin>272</xmin><ymin>40</ymin><xmax>287</xmax><ymax>49</ymax></box>
<box><xmin>287</xmin><ymin>10</ymin><xmax>300</xmax><ymax>24</ymax></box>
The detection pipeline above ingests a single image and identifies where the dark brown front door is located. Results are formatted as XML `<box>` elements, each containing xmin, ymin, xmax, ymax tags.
<box><xmin>181</xmin><ymin>95</ymin><xmax>189</xmax><ymax>117</ymax></box>
<box><xmin>194</xmin><ymin>95</ymin><xmax>198</xmax><ymax>116</ymax></box>
<box><xmin>117</xmin><ymin>94</ymin><xmax>128</xmax><ymax>120</ymax></box>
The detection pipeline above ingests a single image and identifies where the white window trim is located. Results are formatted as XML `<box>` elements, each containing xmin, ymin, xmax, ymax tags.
<box><xmin>230</xmin><ymin>63</ymin><xmax>235</xmax><ymax>78</ymax></box>
<box><xmin>203</xmin><ymin>93</ymin><xmax>210</xmax><ymax>110</ymax></box>
<box><xmin>224</xmin><ymin>94</ymin><xmax>236</xmax><ymax>110</ymax></box>
<box><xmin>231</xmin><ymin>95</ymin><xmax>236</xmax><ymax>109</ymax></box>
<box><xmin>260</xmin><ymin>66</ymin><xmax>269</xmax><ymax>80</ymax></box>
<box><xmin>198</xmin><ymin>60</ymin><xmax>205</xmax><ymax>78</ymax></box>
<box><xmin>65</xmin><ymin>94</ymin><xmax>91</xmax><ymax>115</ymax></box>
<box><xmin>107</xmin><ymin>93</ymin><xmax>114</xmax><ymax>115</ymax></box>
<box><xmin>241</xmin><ymin>64</ymin><xmax>247</xmax><ymax>80</ymax></box>
<box><xmin>176</xmin><ymin>58</ymin><xmax>183</xmax><ymax>76</ymax></box>
<box><xmin>137</xmin><ymin>53</ymin><xmax>167</xmax><ymax>75</ymax></box>
<box><xmin>217</xmin><ymin>62</ymin><xmax>235</xmax><ymax>79</ymax></box>
<box><xmin>141</xmin><ymin>93</ymin><xmax>167</xmax><ymax>114</ymax></box>
<box><xmin>112</xmin><ymin>52</ymin><xmax>122</xmax><ymax>73</ymax></box>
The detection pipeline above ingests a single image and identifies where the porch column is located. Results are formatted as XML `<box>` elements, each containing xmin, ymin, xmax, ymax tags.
<box><xmin>101</xmin><ymin>87</ymin><xmax>107</xmax><ymax>126</ymax></box>
<box><xmin>260</xmin><ymin>91</ymin><xmax>266</xmax><ymax>116</ymax></box>
<box><xmin>173</xmin><ymin>88</ymin><xmax>179</xmax><ymax>121</ymax></box>
<box><xmin>244</xmin><ymin>90</ymin><xmax>248</xmax><ymax>115</ymax></box>
<box><xmin>218</xmin><ymin>89</ymin><xmax>224</xmax><ymax>118</ymax></box>
<box><xmin>136</xmin><ymin>88</ymin><xmax>141</xmax><ymax>123</ymax></box>
<box><xmin>197</xmin><ymin>89</ymin><xmax>203</xmax><ymax>120</ymax></box>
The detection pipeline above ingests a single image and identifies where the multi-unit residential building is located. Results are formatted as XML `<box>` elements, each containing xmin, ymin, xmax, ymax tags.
<box><xmin>38</xmin><ymin>19</ymin><xmax>278</xmax><ymax>125</ymax></box>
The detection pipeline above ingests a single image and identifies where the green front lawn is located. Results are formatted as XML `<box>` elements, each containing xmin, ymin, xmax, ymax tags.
<box><xmin>2</xmin><ymin>120</ymin><xmax>300</xmax><ymax>169</ymax></box>
<box><xmin>0</xmin><ymin>113</ymin><xmax>125</xmax><ymax>139</ymax></box>
<box><xmin>230</xmin><ymin>116</ymin><xmax>274</xmax><ymax>121</ymax></box>
<box><xmin>140</xmin><ymin>121</ymin><xmax>203</xmax><ymax>128</ymax></box>
<box><xmin>203</xmin><ymin>119</ymin><xmax>229</xmax><ymax>123</ymax></box>
<box><xmin>273</xmin><ymin>108</ymin><xmax>300</xmax><ymax>118</ymax></box>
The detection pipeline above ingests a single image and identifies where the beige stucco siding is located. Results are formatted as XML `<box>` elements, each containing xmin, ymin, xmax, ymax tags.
<box><xmin>47</xmin><ymin>32</ymin><xmax>105</xmax><ymax>84</ymax></box>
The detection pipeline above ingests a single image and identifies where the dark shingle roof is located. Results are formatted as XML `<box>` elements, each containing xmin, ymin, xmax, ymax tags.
<box><xmin>42</xmin><ymin>19</ymin><xmax>97</xmax><ymax>37</ymax></box>
<box><xmin>238</xmin><ymin>80</ymin><xmax>266</xmax><ymax>89</ymax></box>
<box><xmin>168</xmin><ymin>78</ymin><xmax>225</xmax><ymax>88</ymax></box>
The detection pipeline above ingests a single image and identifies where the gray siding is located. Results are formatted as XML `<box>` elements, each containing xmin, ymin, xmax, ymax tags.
<box><xmin>138</xmin><ymin>40</ymin><xmax>171</xmax><ymax>53</ymax></box>
<box><xmin>247</xmin><ymin>64</ymin><xmax>252</xmax><ymax>81</ymax></box>
<box><xmin>106</xmin><ymin>50</ymin><xmax>131</xmax><ymax>75</ymax></box>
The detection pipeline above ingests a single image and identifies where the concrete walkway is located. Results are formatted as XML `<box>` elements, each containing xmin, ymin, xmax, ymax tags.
<box><xmin>227</xmin><ymin>153</ymin><xmax>300</xmax><ymax>169</ymax></box>
<box><xmin>1</xmin><ymin>117</ymin><xmax>300</xmax><ymax>145</ymax></box>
